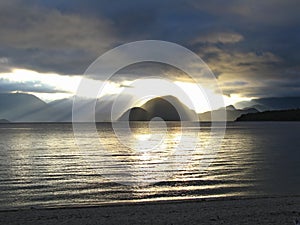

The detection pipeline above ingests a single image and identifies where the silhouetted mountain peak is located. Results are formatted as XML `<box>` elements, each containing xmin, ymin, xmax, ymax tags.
<box><xmin>119</xmin><ymin>107</ymin><xmax>150</xmax><ymax>121</ymax></box>
<box><xmin>142</xmin><ymin>97</ymin><xmax>181</xmax><ymax>121</ymax></box>
<box><xmin>226</xmin><ymin>105</ymin><xmax>236</xmax><ymax>111</ymax></box>
<box><xmin>119</xmin><ymin>95</ymin><xmax>196</xmax><ymax>121</ymax></box>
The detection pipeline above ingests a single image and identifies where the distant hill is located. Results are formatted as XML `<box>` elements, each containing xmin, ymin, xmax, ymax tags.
<box><xmin>50</xmin><ymin>97</ymin><xmax>122</xmax><ymax>122</ymax></box>
<box><xmin>199</xmin><ymin>105</ymin><xmax>258</xmax><ymax>121</ymax></box>
<box><xmin>0</xmin><ymin>119</ymin><xmax>10</xmax><ymax>123</ymax></box>
<box><xmin>253</xmin><ymin>97</ymin><xmax>300</xmax><ymax>110</ymax></box>
<box><xmin>0</xmin><ymin>94</ymin><xmax>122</xmax><ymax>122</ymax></box>
<box><xmin>118</xmin><ymin>96</ymin><xmax>197</xmax><ymax>121</ymax></box>
<box><xmin>236</xmin><ymin>109</ymin><xmax>300</xmax><ymax>121</ymax></box>
<box><xmin>46</xmin><ymin>98</ymin><xmax>73</xmax><ymax>121</ymax></box>
<box><xmin>0</xmin><ymin>93</ymin><xmax>47</xmax><ymax>122</ymax></box>
<box><xmin>235</xmin><ymin>97</ymin><xmax>300</xmax><ymax>111</ymax></box>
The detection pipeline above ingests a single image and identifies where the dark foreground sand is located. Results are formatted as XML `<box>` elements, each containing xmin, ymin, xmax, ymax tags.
<box><xmin>0</xmin><ymin>196</ymin><xmax>299</xmax><ymax>225</ymax></box>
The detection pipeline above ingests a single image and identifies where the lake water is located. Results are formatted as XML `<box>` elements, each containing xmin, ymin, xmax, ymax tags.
<box><xmin>0</xmin><ymin>122</ymin><xmax>299</xmax><ymax>210</ymax></box>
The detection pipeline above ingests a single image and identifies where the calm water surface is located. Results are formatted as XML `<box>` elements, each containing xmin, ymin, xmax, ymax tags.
<box><xmin>0</xmin><ymin>122</ymin><xmax>299</xmax><ymax>209</ymax></box>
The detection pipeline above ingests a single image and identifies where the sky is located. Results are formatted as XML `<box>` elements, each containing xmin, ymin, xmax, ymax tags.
<box><xmin>0</xmin><ymin>0</ymin><xmax>299</xmax><ymax>112</ymax></box>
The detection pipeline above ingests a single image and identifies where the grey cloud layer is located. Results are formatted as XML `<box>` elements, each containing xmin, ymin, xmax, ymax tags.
<box><xmin>0</xmin><ymin>0</ymin><xmax>116</xmax><ymax>74</ymax></box>
<box><xmin>0</xmin><ymin>0</ymin><xmax>299</xmax><ymax>98</ymax></box>
<box><xmin>193</xmin><ymin>32</ymin><xmax>244</xmax><ymax>44</ymax></box>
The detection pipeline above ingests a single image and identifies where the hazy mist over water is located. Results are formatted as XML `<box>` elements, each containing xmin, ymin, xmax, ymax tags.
<box><xmin>0</xmin><ymin>122</ymin><xmax>299</xmax><ymax>210</ymax></box>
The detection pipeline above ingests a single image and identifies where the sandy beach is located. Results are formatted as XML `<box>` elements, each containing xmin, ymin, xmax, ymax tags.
<box><xmin>1</xmin><ymin>196</ymin><xmax>299</xmax><ymax>225</ymax></box>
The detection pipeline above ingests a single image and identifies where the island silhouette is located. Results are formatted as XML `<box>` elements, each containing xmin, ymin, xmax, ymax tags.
<box><xmin>236</xmin><ymin>109</ymin><xmax>300</xmax><ymax>121</ymax></box>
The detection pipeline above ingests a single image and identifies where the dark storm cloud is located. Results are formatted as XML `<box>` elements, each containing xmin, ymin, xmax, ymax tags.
<box><xmin>190</xmin><ymin>0</ymin><xmax>300</xmax><ymax>25</ymax></box>
<box><xmin>109</xmin><ymin>62</ymin><xmax>193</xmax><ymax>83</ymax></box>
<box><xmin>0</xmin><ymin>0</ymin><xmax>299</xmax><ymax>98</ymax></box>
<box><xmin>0</xmin><ymin>0</ymin><xmax>116</xmax><ymax>74</ymax></box>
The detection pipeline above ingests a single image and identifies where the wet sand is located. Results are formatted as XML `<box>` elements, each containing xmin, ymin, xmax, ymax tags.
<box><xmin>0</xmin><ymin>196</ymin><xmax>299</xmax><ymax>225</ymax></box>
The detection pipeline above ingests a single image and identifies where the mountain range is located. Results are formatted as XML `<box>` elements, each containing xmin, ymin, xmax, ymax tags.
<box><xmin>0</xmin><ymin>93</ymin><xmax>300</xmax><ymax>122</ymax></box>
<box><xmin>198</xmin><ymin>105</ymin><xmax>258</xmax><ymax>121</ymax></box>
<box><xmin>0</xmin><ymin>93</ymin><xmax>116</xmax><ymax>122</ymax></box>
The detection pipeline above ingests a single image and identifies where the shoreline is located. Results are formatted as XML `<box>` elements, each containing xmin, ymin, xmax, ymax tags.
<box><xmin>1</xmin><ymin>196</ymin><xmax>299</xmax><ymax>225</ymax></box>
<box><xmin>0</xmin><ymin>194</ymin><xmax>298</xmax><ymax>212</ymax></box>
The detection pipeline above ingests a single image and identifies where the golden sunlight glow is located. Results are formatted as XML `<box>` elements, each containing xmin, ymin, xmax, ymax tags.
<box><xmin>225</xmin><ymin>94</ymin><xmax>253</xmax><ymax>106</ymax></box>
<box><xmin>174</xmin><ymin>81</ymin><xmax>224</xmax><ymax>113</ymax></box>
<box><xmin>0</xmin><ymin>68</ymin><xmax>253</xmax><ymax>108</ymax></box>
<box><xmin>0</xmin><ymin>68</ymin><xmax>123</xmax><ymax>101</ymax></box>
<box><xmin>115</xmin><ymin>79</ymin><xmax>222</xmax><ymax>113</ymax></box>
<box><xmin>6</xmin><ymin>69</ymin><xmax>82</xmax><ymax>93</ymax></box>
<box><xmin>133</xmin><ymin>133</ymin><xmax>152</xmax><ymax>141</ymax></box>
<box><xmin>175</xmin><ymin>81</ymin><xmax>253</xmax><ymax>112</ymax></box>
